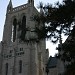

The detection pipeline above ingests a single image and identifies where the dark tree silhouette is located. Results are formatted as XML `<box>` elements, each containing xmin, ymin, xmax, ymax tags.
<box><xmin>34</xmin><ymin>0</ymin><xmax>75</xmax><ymax>75</ymax></box>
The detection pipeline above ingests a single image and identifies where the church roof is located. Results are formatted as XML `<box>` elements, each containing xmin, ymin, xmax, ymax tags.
<box><xmin>47</xmin><ymin>57</ymin><xmax>58</xmax><ymax>68</ymax></box>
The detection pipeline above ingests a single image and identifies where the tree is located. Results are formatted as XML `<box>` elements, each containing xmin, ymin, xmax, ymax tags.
<box><xmin>34</xmin><ymin>0</ymin><xmax>75</xmax><ymax>42</ymax></box>
<box><xmin>33</xmin><ymin>0</ymin><xmax>75</xmax><ymax>75</ymax></box>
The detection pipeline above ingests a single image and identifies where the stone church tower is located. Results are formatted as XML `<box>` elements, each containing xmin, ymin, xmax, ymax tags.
<box><xmin>0</xmin><ymin>0</ymin><xmax>49</xmax><ymax>75</ymax></box>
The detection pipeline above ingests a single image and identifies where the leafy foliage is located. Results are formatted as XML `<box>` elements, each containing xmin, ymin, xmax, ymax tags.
<box><xmin>34</xmin><ymin>0</ymin><xmax>75</xmax><ymax>74</ymax></box>
<box><xmin>64</xmin><ymin>62</ymin><xmax>75</xmax><ymax>75</ymax></box>
<box><xmin>34</xmin><ymin>0</ymin><xmax>75</xmax><ymax>43</ymax></box>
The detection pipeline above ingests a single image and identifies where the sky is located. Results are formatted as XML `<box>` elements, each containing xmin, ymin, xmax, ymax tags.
<box><xmin>0</xmin><ymin>0</ymin><xmax>63</xmax><ymax>56</ymax></box>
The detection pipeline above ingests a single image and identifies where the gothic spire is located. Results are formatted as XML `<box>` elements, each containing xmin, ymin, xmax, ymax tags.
<box><xmin>7</xmin><ymin>0</ymin><xmax>13</xmax><ymax>12</ymax></box>
<box><xmin>28</xmin><ymin>0</ymin><xmax>34</xmax><ymax>6</ymax></box>
<box><xmin>40</xmin><ymin>8</ymin><xmax>43</xmax><ymax>15</ymax></box>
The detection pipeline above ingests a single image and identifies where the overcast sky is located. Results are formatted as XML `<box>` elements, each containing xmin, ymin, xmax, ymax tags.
<box><xmin>0</xmin><ymin>0</ymin><xmax>63</xmax><ymax>56</ymax></box>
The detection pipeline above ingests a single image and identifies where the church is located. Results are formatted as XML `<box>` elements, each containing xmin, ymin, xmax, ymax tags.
<box><xmin>0</xmin><ymin>0</ymin><xmax>49</xmax><ymax>75</ymax></box>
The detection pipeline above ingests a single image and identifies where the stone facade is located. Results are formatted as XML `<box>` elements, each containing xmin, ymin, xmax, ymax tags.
<box><xmin>0</xmin><ymin>0</ymin><xmax>49</xmax><ymax>75</ymax></box>
<box><xmin>47</xmin><ymin>57</ymin><xmax>65</xmax><ymax>75</ymax></box>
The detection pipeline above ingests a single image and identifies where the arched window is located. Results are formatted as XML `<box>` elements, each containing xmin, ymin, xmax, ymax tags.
<box><xmin>20</xmin><ymin>16</ymin><xmax>26</xmax><ymax>41</ymax></box>
<box><xmin>5</xmin><ymin>63</ymin><xmax>8</xmax><ymax>75</ymax></box>
<box><xmin>13</xmin><ymin>18</ymin><xmax>17</xmax><ymax>42</ymax></box>
<box><xmin>19</xmin><ymin>60</ymin><xmax>22</xmax><ymax>73</ymax></box>
<box><xmin>22</xmin><ymin>16</ymin><xmax>26</xmax><ymax>28</ymax></box>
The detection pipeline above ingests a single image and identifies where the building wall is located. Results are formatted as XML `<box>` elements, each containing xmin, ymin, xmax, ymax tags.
<box><xmin>48</xmin><ymin>68</ymin><xmax>58</xmax><ymax>75</ymax></box>
<box><xmin>0</xmin><ymin>1</ymin><xmax>48</xmax><ymax>75</ymax></box>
